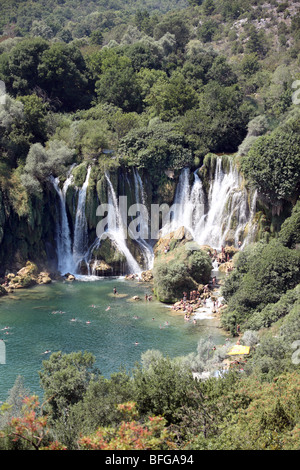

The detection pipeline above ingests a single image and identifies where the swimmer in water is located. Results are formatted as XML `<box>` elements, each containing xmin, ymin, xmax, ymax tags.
<box><xmin>86</xmin><ymin>321</ymin><xmax>91</xmax><ymax>324</ymax></box>
<box><xmin>134</xmin><ymin>341</ymin><xmax>139</xmax><ymax>345</ymax></box>
<box><xmin>43</xmin><ymin>350</ymin><xmax>51</xmax><ymax>354</ymax></box>
<box><xmin>105</xmin><ymin>306</ymin><xmax>111</xmax><ymax>311</ymax></box>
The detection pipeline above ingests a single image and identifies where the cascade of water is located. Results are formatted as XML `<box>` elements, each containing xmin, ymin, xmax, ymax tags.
<box><xmin>51</xmin><ymin>165</ymin><xmax>92</xmax><ymax>275</ymax></box>
<box><xmin>104</xmin><ymin>172</ymin><xmax>141</xmax><ymax>274</ymax></box>
<box><xmin>51</xmin><ymin>169</ymin><xmax>75</xmax><ymax>274</ymax></box>
<box><xmin>160</xmin><ymin>167</ymin><xmax>193</xmax><ymax>237</ymax></box>
<box><xmin>161</xmin><ymin>157</ymin><xmax>257</xmax><ymax>250</ymax></box>
<box><xmin>194</xmin><ymin>159</ymin><xmax>251</xmax><ymax>249</ymax></box>
<box><xmin>72</xmin><ymin>166</ymin><xmax>91</xmax><ymax>271</ymax></box>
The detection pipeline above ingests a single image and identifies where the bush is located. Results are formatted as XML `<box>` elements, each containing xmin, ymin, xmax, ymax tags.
<box><xmin>278</xmin><ymin>199</ymin><xmax>300</xmax><ymax>248</ymax></box>
<box><xmin>246</xmin><ymin>286</ymin><xmax>300</xmax><ymax>330</ymax></box>
<box><xmin>153</xmin><ymin>244</ymin><xmax>211</xmax><ymax>302</ymax></box>
<box><xmin>21</xmin><ymin>140</ymin><xmax>74</xmax><ymax>194</ymax></box>
<box><xmin>241</xmin><ymin>127</ymin><xmax>300</xmax><ymax>202</ymax></box>
<box><xmin>221</xmin><ymin>240</ymin><xmax>300</xmax><ymax>329</ymax></box>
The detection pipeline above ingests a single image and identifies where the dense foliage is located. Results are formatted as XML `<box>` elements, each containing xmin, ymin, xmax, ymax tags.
<box><xmin>0</xmin><ymin>0</ymin><xmax>300</xmax><ymax>451</ymax></box>
<box><xmin>153</xmin><ymin>244</ymin><xmax>212</xmax><ymax>302</ymax></box>
<box><xmin>221</xmin><ymin>239</ymin><xmax>300</xmax><ymax>333</ymax></box>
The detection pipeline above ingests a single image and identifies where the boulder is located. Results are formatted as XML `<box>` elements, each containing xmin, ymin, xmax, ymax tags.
<box><xmin>37</xmin><ymin>272</ymin><xmax>52</xmax><ymax>285</ymax></box>
<box><xmin>92</xmin><ymin>260</ymin><xmax>113</xmax><ymax>275</ymax></box>
<box><xmin>17</xmin><ymin>261</ymin><xmax>38</xmax><ymax>277</ymax></box>
<box><xmin>140</xmin><ymin>270</ymin><xmax>153</xmax><ymax>282</ymax></box>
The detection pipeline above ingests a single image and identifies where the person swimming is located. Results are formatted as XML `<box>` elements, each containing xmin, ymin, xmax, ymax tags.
<box><xmin>105</xmin><ymin>306</ymin><xmax>111</xmax><ymax>311</ymax></box>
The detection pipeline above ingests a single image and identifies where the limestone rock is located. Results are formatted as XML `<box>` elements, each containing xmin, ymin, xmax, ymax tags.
<box><xmin>140</xmin><ymin>270</ymin><xmax>153</xmax><ymax>282</ymax></box>
<box><xmin>37</xmin><ymin>272</ymin><xmax>52</xmax><ymax>285</ymax></box>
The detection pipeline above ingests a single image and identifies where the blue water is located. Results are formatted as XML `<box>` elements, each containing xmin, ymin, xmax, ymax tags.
<box><xmin>0</xmin><ymin>277</ymin><xmax>226</xmax><ymax>401</ymax></box>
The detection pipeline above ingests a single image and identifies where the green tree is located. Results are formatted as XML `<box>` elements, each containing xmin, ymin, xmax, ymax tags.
<box><xmin>132</xmin><ymin>355</ymin><xmax>195</xmax><ymax>424</ymax></box>
<box><xmin>241</xmin><ymin>127</ymin><xmax>300</xmax><ymax>202</ymax></box>
<box><xmin>0</xmin><ymin>38</ymin><xmax>49</xmax><ymax>96</ymax></box>
<box><xmin>38</xmin><ymin>43</ymin><xmax>92</xmax><ymax>111</ymax></box>
<box><xmin>221</xmin><ymin>240</ymin><xmax>300</xmax><ymax>330</ymax></box>
<box><xmin>17</xmin><ymin>94</ymin><xmax>49</xmax><ymax>143</ymax></box>
<box><xmin>245</xmin><ymin>25</ymin><xmax>269</xmax><ymax>57</ymax></box>
<box><xmin>145</xmin><ymin>71</ymin><xmax>198</xmax><ymax>120</ymax></box>
<box><xmin>21</xmin><ymin>140</ymin><xmax>74</xmax><ymax>194</ymax></box>
<box><xmin>39</xmin><ymin>351</ymin><xmax>100</xmax><ymax>422</ymax></box>
<box><xmin>198</xmin><ymin>19</ymin><xmax>218</xmax><ymax>43</ymax></box>
<box><xmin>278</xmin><ymin>200</ymin><xmax>300</xmax><ymax>249</ymax></box>
<box><xmin>94</xmin><ymin>50</ymin><xmax>142</xmax><ymax>113</ymax></box>
<box><xmin>153</xmin><ymin>13</ymin><xmax>190</xmax><ymax>51</ymax></box>
<box><xmin>90</xmin><ymin>30</ymin><xmax>103</xmax><ymax>45</ymax></box>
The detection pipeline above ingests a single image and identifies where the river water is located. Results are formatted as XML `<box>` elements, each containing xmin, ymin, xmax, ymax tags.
<box><xmin>0</xmin><ymin>276</ymin><xmax>226</xmax><ymax>401</ymax></box>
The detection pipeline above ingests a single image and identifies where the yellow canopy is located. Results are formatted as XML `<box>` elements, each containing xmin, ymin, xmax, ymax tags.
<box><xmin>227</xmin><ymin>345</ymin><xmax>250</xmax><ymax>356</ymax></box>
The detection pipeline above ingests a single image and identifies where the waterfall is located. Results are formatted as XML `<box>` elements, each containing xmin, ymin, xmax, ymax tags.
<box><xmin>72</xmin><ymin>166</ymin><xmax>91</xmax><ymax>271</ymax></box>
<box><xmin>194</xmin><ymin>158</ymin><xmax>251</xmax><ymax>249</ymax></box>
<box><xmin>51</xmin><ymin>169</ymin><xmax>75</xmax><ymax>274</ymax></box>
<box><xmin>161</xmin><ymin>157</ymin><xmax>257</xmax><ymax>250</ymax></box>
<box><xmin>51</xmin><ymin>155</ymin><xmax>257</xmax><ymax>279</ymax></box>
<box><xmin>103</xmin><ymin>172</ymin><xmax>142</xmax><ymax>274</ymax></box>
<box><xmin>51</xmin><ymin>165</ymin><xmax>92</xmax><ymax>275</ymax></box>
<box><xmin>132</xmin><ymin>168</ymin><xmax>154</xmax><ymax>270</ymax></box>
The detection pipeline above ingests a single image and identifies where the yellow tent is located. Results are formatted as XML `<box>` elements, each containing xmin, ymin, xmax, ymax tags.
<box><xmin>227</xmin><ymin>345</ymin><xmax>250</xmax><ymax>356</ymax></box>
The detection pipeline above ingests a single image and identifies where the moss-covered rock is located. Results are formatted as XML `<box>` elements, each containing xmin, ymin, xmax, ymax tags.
<box><xmin>0</xmin><ymin>285</ymin><xmax>7</xmax><ymax>296</ymax></box>
<box><xmin>153</xmin><ymin>239</ymin><xmax>212</xmax><ymax>303</ymax></box>
<box><xmin>90</xmin><ymin>237</ymin><xmax>127</xmax><ymax>275</ymax></box>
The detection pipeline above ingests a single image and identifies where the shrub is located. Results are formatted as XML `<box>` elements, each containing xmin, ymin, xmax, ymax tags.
<box><xmin>153</xmin><ymin>244</ymin><xmax>211</xmax><ymax>302</ymax></box>
<box><xmin>221</xmin><ymin>240</ymin><xmax>300</xmax><ymax>328</ymax></box>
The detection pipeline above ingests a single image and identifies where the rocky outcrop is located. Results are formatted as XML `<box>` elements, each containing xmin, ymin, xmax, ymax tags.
<box><xmin>4</xmin><ymin>261</ymin><xmax>53</xmax><ymax>290</ymax></box>
<box><xmin>154</xmin><ymin>226</ymin><xmax>194</xmax><ymax>257</ymax></box>
<box><xmin>140</xmin><ymin>270</ymin><xmax>153</xmax><ymax>282</ymax></box>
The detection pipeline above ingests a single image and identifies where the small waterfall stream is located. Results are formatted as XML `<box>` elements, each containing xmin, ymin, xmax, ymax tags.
<box><xmin>51</xmin><ymin>171</ymin><xmax>74</xmax><ymax>274</ymax></box>
<box><xmin>72</xmin><ymin>166</ymin><xmax>91</xmax><ymax>270</ymax></box>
